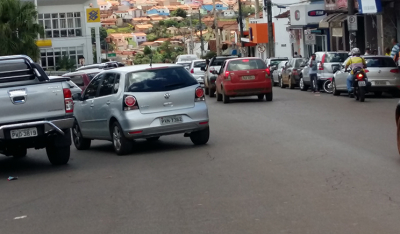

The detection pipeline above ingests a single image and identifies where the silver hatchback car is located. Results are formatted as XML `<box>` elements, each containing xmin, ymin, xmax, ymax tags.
<box><xmin>72</xmin><ymin>64</ymin><xmax>210</xmax><ymax>155</ymax></box>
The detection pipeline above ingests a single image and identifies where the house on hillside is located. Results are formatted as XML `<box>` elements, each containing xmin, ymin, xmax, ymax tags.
<box><xmin>140</xmin><ymin>41</ymin><xmax>161</xmax><ymax>50</ymax></box>
<box><xmin>115</xmin><ymin>11</ymin><xmax>129</xmax><ymax>18</ymax></box>
<box><xmin>121</xmin><ymin>0</ymin><xmax>134</xmax><ymax>7</ymax></box>
<box><xmin>98</xmin><ymin>1</ymin><xmax>112</xmax><ymax>11</ymax></box>
<box><xmin>135</xmin><ymin>24</ymin><xmax>153</xmax><ymax>33</ymax></box>
<box><xmin>127</xmin><ymin>8</ymin><xmax>144</xmax><ymax>18</ymax></box>
<box><xmin>202</xmin><ymin>2</ymin><xmax>227</xmax><ymax>12</ymax></box>
<box><xmin>223</xmin><ymin>9</ymin><xmax>235</xmax><ymax>17</ymax></box>
<box><xmin>101</xmin><ymin>18</ymin><xmax>118</xmax><ymax>28</ymax></box>
<box><xmin>132</xmin><ymin>17</ymin><xmax>151</xmax><ymax>25</ymax></box>
<box><xmin>132</xmin><ymin>32</ymin><xmax>147</xmax><ymax>45</ymax></box>
<box><xmin>146</xmin><ymin>7</ymin><xmax>170</xmax><ymax>16</ymax></box>
<box><xmin>109</xmin><ymin>33</ymin><xmax>135</xmax><ymax>51</ymax></box>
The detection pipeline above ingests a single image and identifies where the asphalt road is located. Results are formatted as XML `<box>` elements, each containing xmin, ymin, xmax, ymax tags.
<box><xmin>1</xmin><ymin>87</ymin><xmax>400</xmax><ymax>234</ymax></box>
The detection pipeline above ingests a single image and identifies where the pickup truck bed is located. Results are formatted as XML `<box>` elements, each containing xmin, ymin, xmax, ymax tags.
<box><xmin>0</xmin><ymin>55</ymin><xmax>74</xmax><ymax>165</ymax></box>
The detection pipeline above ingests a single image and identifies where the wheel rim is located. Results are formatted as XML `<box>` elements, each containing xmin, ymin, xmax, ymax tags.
<box><xmin>113</xmin><ymin>126</ymin><xmax>121</xmax><ymax>151</ymax></box>
<box><xmin>73</xmin><ymin>124</ymin><xmax>80</xmax><ymax>146</ymax></box>
<box><xmin>300</xmin><ymin>78</ymin><xmax>304</xmax><ymax>89</ymax></box>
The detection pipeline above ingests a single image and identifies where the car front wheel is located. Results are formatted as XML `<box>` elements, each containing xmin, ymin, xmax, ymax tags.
<box><xmin>190</xmin><ymin>127</ymin><xmax>210</xmax><ymax>145</ymax></box>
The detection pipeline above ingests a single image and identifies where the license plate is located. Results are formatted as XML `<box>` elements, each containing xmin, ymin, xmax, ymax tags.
<box><xmin>242</xmin><ymin>76</ymin><xmax>255</xmax><ymax>80</ymax></box>
<box><xmin>358</xmin><ymin>81</ymin><xmax>366</xmax><ymax>86</ymax></box>
<box><xmin>374</xmin><ymin>81</ymin><xmax>386</xmax><ymax>85</ymax></box>
<box><xmin>160</xmin><ymin>116</ymin><xmax>183</xmax><ymax>125</ymax></box>
<box><xmin>10</xmin><ymin>127</ymin><xmax>38</xmax><ymax>139</ymax></box>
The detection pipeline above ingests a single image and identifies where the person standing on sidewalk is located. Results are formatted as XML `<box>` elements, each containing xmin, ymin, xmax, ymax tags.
<box><xmin>309</xmin><ymin>54</ymin><xmax>319</xmax><ymax>93</ymax></box>
<box><xmin>390</xmin><ymin>38</ymin><xmax>400</xmax><ymax>65</ymax></box>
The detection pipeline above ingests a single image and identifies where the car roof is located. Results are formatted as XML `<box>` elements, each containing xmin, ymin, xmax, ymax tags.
<box><xmin>269</xmin><ymin>57</ymin><xmax>288</xmax><ymax>60</ymax></box>
<box><xmin>107</xmin><ymin>64</ymin><xmax>183</xmax><ymax>73</ymax></box>
<box><xmin>192</xmin><ymin>59</ymin><xmax>205</xmax><ymax>62</ymax></box>
<box><xmin>214</xmin><ymin>56</ymin><xmax>237</xmax><ymax>59</ymax></box>
<box><xmin>227</xmin><ymin>57</ymin><xmax>263</xmax><ymax>62</ymax></box>
<box><xmin>63</xmin><ymin>68</ymin><xmax>103</xmax><ymax>76</ymax></box>
<box><xmin>363</xmin><ymin>55</ymin><xmax>391</xmax><ymax>58</ymax></box>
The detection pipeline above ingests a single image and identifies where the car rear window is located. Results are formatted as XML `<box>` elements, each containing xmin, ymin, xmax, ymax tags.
<box><xmin>365</xmin><ymin>57</ymin><xmax>397</xmax><ymax>67</ymax></box>
<box><xmin>125</xmin><ymin>67</ymin><xmax>198</xmax><ymax>92</ymax></box>
<box><xmin>270</xmin><ymin>59</ymin><xmax>288</xmax><ymax>66</ymax></box>
<box><xmin>211</xmin><ymin>57</ymin><xmax>234</xmax><ymax>66</ymax></box>
<box><xmin>325</xmin><ymin>53</ymin><xmax>349</xmax><ymax>63</ymax></box>
<box><xmin>294</xmin><ymin>59</ymin><xmax>307</xmax><ymax>67</ymax></box>
<box><xmin>194</xmin><ymin>61</ymin><xmax>206</xmax><ymax>67</ymax></box>
<box><xmin>227</xmin><ymin>59</ymin><xmax>267</xmax><ymax>71</ymax></box>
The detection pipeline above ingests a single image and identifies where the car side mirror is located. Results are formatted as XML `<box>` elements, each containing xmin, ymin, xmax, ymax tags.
<box><xmin>72</xmin><ymin>92</ymin><xmax>82</xmax><ymax>101</ymax></box>
<box><xmin>333</xmin><ymin>67</ymin><xmax>339</xmax><ymax>73</ymax></box>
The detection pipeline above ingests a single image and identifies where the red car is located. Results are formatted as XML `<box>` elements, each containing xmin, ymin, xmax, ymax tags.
<box><xmin>215</xmin><ymin>57</ymin><xmax>273</xmax><ymax>103</ymax></box>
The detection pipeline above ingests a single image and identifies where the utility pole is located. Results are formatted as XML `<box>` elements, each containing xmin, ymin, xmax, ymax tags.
<box><xmin>199</xmin><ymin>8</ymin><xmax>204</xmax><ymax>58</ymax></box>
<box><xmin>188</xmin><ymin>14</ymin><xmax>194</xmax><ymax>54</ymax></box>
<box><xmin>213</xmin><ymin>0</ymin><xmax>221</xmax><ymax>55</ymax></box>
<box><xmin>238</xmin><ymin>0</ymin><xmax>244</xmax><ymax>49</ymax></box>
<box><xmin>348</xmin><ymin>0</ymin><xmax>356</xmax><ymax>50</ymax></box>
<box><xmin>265</xmin><ymin>0</ymin><xmax>274</xmax><ymax>58</ymax></box>
<box><xmin>254</xmin><ymin>0</ymin><xmax>260</xmax><ymax>19</ymax></box>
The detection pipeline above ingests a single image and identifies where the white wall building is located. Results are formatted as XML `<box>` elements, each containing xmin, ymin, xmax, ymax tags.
<box><xmin>223</xmin><ymin>9</ymin><xmax>235</xmax><ymax>17</ymax></box>
<box><xmin>132</xmin><ymin>33</ymin><xmax>147</xmax><ymax>45</ymax></box>
<box><xmin>30</xmin><ymin>0</ymin><xmax>101</xmax><ymax>70</ymax></box>
<box><xmin>115</xmin><ymin>11</ymin><xmax>129</xmax><ymax>18</ymax></box>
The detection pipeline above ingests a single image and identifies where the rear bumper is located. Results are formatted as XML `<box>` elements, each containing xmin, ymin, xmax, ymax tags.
<box><xmin>120</xmin><ymin>102</ymin><xmax>209</xmax><ymax>139</ymax></box>
<box><xmin>0</xmin><ymin>117</ymin><xmax>74</xmax><ymax>139</ymax></box>
<box><xmin>223</xmin><ymin>81</ymin><xmax>272</xmax><ymax>96</ymax></box>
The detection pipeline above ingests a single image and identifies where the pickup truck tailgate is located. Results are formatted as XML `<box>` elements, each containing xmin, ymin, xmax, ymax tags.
<box><xmin>0</xmin><ymin>83</ymin><xmax>66</xmax><ymax>124</ymax></box>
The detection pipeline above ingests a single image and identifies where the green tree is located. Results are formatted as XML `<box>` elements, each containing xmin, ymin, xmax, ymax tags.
<box><xmin>171</xmin><ymin>8</ymin><xmax>187</xmax><ymax>18</ymax></box>
<box><xmin>241</xmin><ymin>6</ymin><xmax>255</xmax><ymax>17</ymax></box>
<box><xmin>147</xmin><ymin>33</ymin><xmax>158</xmax><ymax>41</ymax></box>
<box><xmin>58</xmin><ymin>54</ymin><xmax>75</xmax><ymax>71</ymax></box>
<box><xmin>0</xmin><ymin>0</ymin><xmax>44</xmax><ymax>60</ymax></box>
<box><xmin>91</xmin><ymin>27</ymin><xmax>108</xmax><ymax>48</ymax></box>
<box><xmin>143</xmin><ymin>46</ymin><xmax>152</xmax><ymax>55</ymax></box>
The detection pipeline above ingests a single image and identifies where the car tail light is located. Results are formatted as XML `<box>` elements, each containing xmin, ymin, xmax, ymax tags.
<box><xmin>63</xmin><ymin>88</ymin><xmax>73</xmax><ymax>113</ymax></box>
<box><xmin>195</xmin><ymin>87</ymin><xmax>205</xmax><ymax>102</ymax></box>
<box><xmin>190</xmin><ymin>68</ymin><xmax>194</xmax><ymax>73</ymax></box>
<box><xmin>292</xmin><ymin>69</ymin><xmax>298</xmax><ymax>75</ymax></box>
<box><xmin>356</xmin><ymin>73</ymin><xmax>364</xmax><ymax>80</ymax></box>
<box><xmin>364</xmin><ymin>69</ymin><xmax>369</xmax><ymax>73</ymax></box>
<box><xmin>224</xmin><ymin>71</ymin><xmax>231</xmax><ymax>80</ymax></box>
<box><xmin>319</xmin><ymin>54</ymin><xmax>325</xmax><ymax>70</ymax></box>
<box><xmin>242</xmin><ymin>59</ymin><xmax>249</xmax><ymax>62</ymax></box>
<box><xmin>265</xmin><ymin>68</ymin><xmax>271</xmax><ymax>77</ymax></box>
<box><xmin>123</xmin><ymin>95</ymin><xmax>138</xmax><ymax>111</ymax></box>
<box><xmin>391</xmin><ymin>69</ymin><xmax>400</xmax><ymax>73</ymax></box>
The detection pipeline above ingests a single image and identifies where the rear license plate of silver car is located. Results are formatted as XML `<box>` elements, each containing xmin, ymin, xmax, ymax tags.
<box><xmin>358</xmin><ymin>81</ymin><xmax>366</xmax><ymax>86</ymax></box>
<box><xmin>374</xmin><ymin>81</ymin><xmax>386</xmax><ymax>85</ymax></box>
<box><xmin>160</xmin><ymin>115</ymin><xmax>183</xmax><ymax>125</ymax></box>
<box><xmin>242</xmin><ymin>76</ymin><xmax>255</xmax><ymax>80</ymax></box>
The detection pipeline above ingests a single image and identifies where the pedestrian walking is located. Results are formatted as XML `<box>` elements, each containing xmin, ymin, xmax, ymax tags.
<box><xmin>390</xmin><ymin>38</ymin><xmax>400</xmax><ymax>65</ymax></box>
<box><xmin>309</xmin><ymin>54</ymin><xmax>319</xmax><ymax>93</ymax></box>
<box><xmin>293</xmin><ymin>52</ymin><xmax>299</xmax><ymax>58</ymax></box>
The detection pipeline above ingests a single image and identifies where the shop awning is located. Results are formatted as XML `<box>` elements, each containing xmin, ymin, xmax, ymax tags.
<box><xmin>319</xmin><ymin>13</ymin><xmax>347</xmax><ymax>28</ymax></box>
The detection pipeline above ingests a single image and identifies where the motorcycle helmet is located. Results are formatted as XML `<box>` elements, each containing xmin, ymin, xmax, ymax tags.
<box><xmin>351</xmin><ymin>47</ymin><xmax>361</xmax><ymax>56</ymax></box>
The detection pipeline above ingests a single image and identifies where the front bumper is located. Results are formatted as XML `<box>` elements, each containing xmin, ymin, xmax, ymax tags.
<box><xmin>0</xmin><ymin>117</ymin><xmax>74</xmax><ymax>139</ymax></box>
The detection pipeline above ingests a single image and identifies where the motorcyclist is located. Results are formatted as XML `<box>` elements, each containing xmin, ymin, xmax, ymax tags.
<box><xmin>344</xmin><ymin>48</ymin><xmax>367</xmax><ymax>97</ymax></box>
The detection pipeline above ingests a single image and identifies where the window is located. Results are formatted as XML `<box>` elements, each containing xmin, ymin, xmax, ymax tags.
<box><xmin>270</xmin><ymin>59</ymin><xmax>288</xmax><ymax>67</ymax></box>
<box><xmin>227</xmin><ymin>59</ymin><xmax>266</xmax><ymax>71</ymax></box>
<box><xmin>365</xmin><ymin>57</ymin><xmax>397</xmax><ymax>67</ymax></box>
<box><xmin>84</xmin><ymin>75</ymin><xmax>102</xmax><ymax>99</ymax></box>
<box><xmin>210</xmin><ymin>57</ymin><xmax>234</xmax><ymax>66</ymax></box>
<box><xmin>325</xmin><ymin>53</ymin><xmax>349</xmax><ymax>63</ymax></box>
<box><xmin>99</xmin><ymin>73</ymin><xmax>119</xmax><ymax>97</ymax></box>
<box><xmin>70</xmin><ymin>75</ymin><xmax>84</xmax><ymax>86</ymax></box>
<box><xmin>194</xmin><ymin>61</ymin><xmax>206</xmax><ymax>67</ymax></box>
<box><xmin>126</xmin><ymin>67</ymin><xmax>197</xmax><ymax>92</ymax></box>
<box><xmin>38</xmin><ymin>12</ymin><xmax>82</xmax><ymax>38</ymax></box>
<box><xmin>87</xmin><ymin>73</ymin><xmax>99</xmax><ymax>81</ymax></box>
<box><xmin>39</xmin><ymin>46</ymin><xmax>84</xmax><ymax>70</ymax></box>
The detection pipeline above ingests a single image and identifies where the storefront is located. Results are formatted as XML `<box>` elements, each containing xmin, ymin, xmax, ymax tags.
<box><xmin>288</xmin><ymin>1</ymin><xmax>328</xmax><ymax>58</ymax></box>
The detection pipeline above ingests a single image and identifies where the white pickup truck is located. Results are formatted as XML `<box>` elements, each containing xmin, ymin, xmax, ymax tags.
<box><xmin>0</xmin><ymin>55</ymin><xmax>74</xmax><ymax>165</ymax></box>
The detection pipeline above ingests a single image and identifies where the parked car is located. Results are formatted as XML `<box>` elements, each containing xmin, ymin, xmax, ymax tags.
<box><xmin>72</xmin><ymin>64</ymin><xmax>210</xmax><ymax>155</ymax></box>
<box><xmin>76</xmin><ymin>61</ymin><xmax>124</xmax><ymax>71</ymax></box>
<box><xmin>280</xmin><ymin>58</ymin><xmax>308</xmax><ymax>89</ymax></box>
<box><xmin>62</xmin><ymin>68</ymin><xmax>103</xmax><ymax>91</ymax></box>
<box><xmin>189</xmin><ymin>59</ymin><xmax>206</xmax><ymax>86</ymax></box>
<box><xmin>176</xmin><ymin>61</ymin><xmax>192</xmax><ymax>71</ymax></box>
<box><xmin>333</xmin><ymin>55</ymin><xmax>400</xmax><ymax>96</ymax></box>
<box><xmin>215</xmin><ymin>57</ymin><xmax>273</xmax><ymax>103</ymax></box>
<box><xmin>303</xmin><ymin>51</ymin><xmax>349</xmax><ymax>90</ymax></box>
<box><xmin>175</xmin><ymin>54</ymin><xmax>198</xmax><ymax>63</ymax></box>
<box><xmin>266</xmin><ymin>57</ymin><xmax>289</xmax><ymax>86</ymax></box>
<box><xmin>204</xmin><ymin>56</ymin><xmax>238</xmax><ymax>97</ymax></box>
<box><xmin>49</xmin><ymin>76</ymin><xmax>82</xmax><ymax>95</ymax></box>
<box><xmin>272</xmin><ymin>61</ymin><xmax>287</xmax><ymax>86</ymax></box>
<box><xmin>0</xmin><ymin>55</ymin><xmax>74</xmax><ymax>165</ymax></box>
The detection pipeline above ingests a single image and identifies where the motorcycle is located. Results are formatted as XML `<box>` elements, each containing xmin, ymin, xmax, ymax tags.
<box><xmin>352</xmin><ymin>68</ymin><xmax>369</xmax><ymax>102</ymax></box>
<box><xmin>323</xmin><ymin>78</ymin><xmax>333</xmax><ymax>94</ymax></box>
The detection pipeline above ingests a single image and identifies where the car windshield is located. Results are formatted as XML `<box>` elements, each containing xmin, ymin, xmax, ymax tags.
<box><xmin>270</xmin><ymin>59</ymin><xmax>288</xmax><ymax>67</ymax></box>
<box><xmin>295</xmin><ymin>59</ymin><xmax>307</xmax><ymax>67</ymax></box>
<box><xmin>325</xmin><ymin>53</ymin><xmax>349</xmax><ymax>63</ymax></box>
<box><xmin>227</xmin><ymin>59</ymin><xmax>267</xmax><ymax>71</ymax></box>
<box><xmin>365</xmin><ymin>57</ymin><xmax>397</xmax><ymax>67</ymax></box>
<box><xmin>125</xmin><ymin>67</ymin><xmax>198</xmax><ymax>92</ymax></box>
<box><xmin>211</xmin><ymin>57</ymin><xmax>233</xmax><ymax>66</ymax></box>
<box><xmin>194</xmin><ymin>61</ymin><xmax>206</xmax><ymax>68</ymax></box>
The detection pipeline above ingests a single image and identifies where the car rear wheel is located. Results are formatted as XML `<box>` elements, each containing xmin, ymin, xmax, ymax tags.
<box><xmin>258</xmin><ymin>94</ymin><xmax>265</xmax><ymax>101</ymax></box>
<box><xmin>72</xmin><ymin>121</ymin><xmax>91</xmax><ymax>150</ymax></box>
<box><xmin>266</xmin><ymin>91</ymin><xmax>273</xmax><ymax>101</ymax></box>
<box><xmin>13</xmin><ymin>148</ymin><xmax>27</xmax><ymax>159</ymax></box>
<box><xmin>222</xmin><ymin>90</ymin><xmax>230</xmax><ymax>104</ymax></box>
<box><xmin>300</xmin><ymin>78</ymin><xmax>307</xmax><ymax>91</ymax></box>
<box><xmin>216</xmin><ymin>88</ymin><xmax>222</xmax><ymax>101</ymax></box>
<box><xmin>289</xmin><ymin>77</ymin><xmax>295</xmax><ymax>89</ymax></box>
<box><xmin>332</xmin><ymin>80</ymin><xmax>340</xmax><ymax>96</ymax></box>
<box><xmin>190</xmin><ymin>127</ymin><xmax>210</xmax><ymax>145</ymax></box>
<box><xmin>280</xmin><ymin>77</ymin><xmax>286</xmax><ymax>89</ymax></box>
<box><xmin>112</xmin><ymin>122</ymin><xmax>133</xmax><ymax>155</ymax></box>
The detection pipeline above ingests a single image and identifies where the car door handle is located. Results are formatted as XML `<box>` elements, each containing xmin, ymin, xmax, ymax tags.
<box><xmin>106</xmin><ymin>101</ymin><xmax>111</xmax><ymax>105</ymax></box>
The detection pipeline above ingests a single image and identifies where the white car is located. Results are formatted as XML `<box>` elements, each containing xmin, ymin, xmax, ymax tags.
<box><xmin>189</xmin><ymin>59</ymin><xmax>206</xmax><ymax>86</ymax></box>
